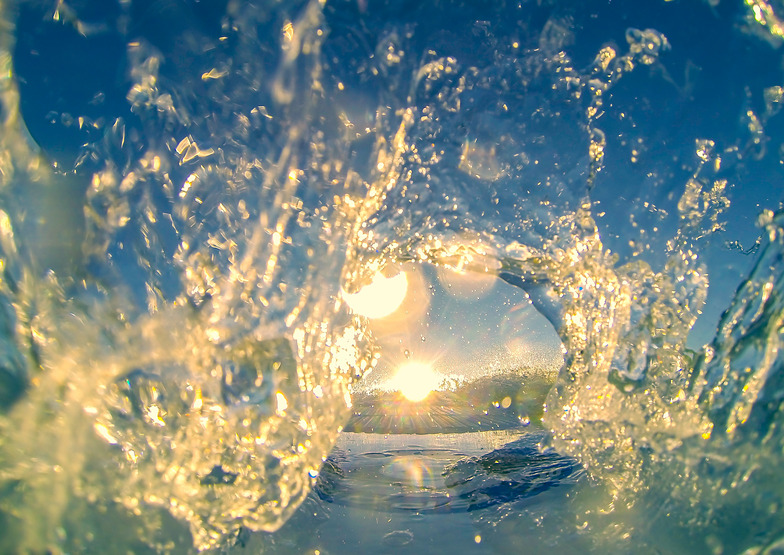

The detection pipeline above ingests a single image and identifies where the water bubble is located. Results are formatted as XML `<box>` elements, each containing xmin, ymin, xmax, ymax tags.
<box><xmin>221</xmin><ymin>338</ymin><xmax>296</xmax><ymax>411</ymax></box>
<box><xmin>107</xmin><ymin>369</ymin><xmax>169</xmax><ymax>426</ymax></box>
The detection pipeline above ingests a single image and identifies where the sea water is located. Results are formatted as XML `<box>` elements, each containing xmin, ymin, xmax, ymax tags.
<box><xmin>1</xmin><ymin>0</ymin><xmax>784</xmax><ymax>552</ymax></box>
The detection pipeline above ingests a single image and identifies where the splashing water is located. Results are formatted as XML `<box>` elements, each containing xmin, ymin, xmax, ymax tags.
<box><xmin>1</xmin><ymin>0</ymin><xmax>784</xmax><ymax>552</ymax></box>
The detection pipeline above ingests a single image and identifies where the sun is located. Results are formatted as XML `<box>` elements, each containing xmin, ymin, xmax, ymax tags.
<box><xmin>387</xmin><ymin>362</ymin><xmax>443</xmax><ymax>402</ymax></box>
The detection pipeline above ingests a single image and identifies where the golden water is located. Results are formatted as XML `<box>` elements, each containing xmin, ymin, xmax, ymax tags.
<box><xmin>0</xmin><ymin>0</ymin><xmax>782</xmax><ymax>552</ymax></box>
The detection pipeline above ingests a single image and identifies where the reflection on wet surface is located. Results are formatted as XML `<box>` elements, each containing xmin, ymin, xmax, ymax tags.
<box><xmin>245</xmin><ymin>428</ymin><xmax>587</xmax><ymax>554</ymax></box>
<box><xmin>316</xmin><ymin>430</ymin><xmax>583</xmax><ymax>514</ymax></box>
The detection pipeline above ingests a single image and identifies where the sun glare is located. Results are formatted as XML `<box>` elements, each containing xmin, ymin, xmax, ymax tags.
<box><xmin>388</xmin><ymin>361</ymin><xmax>443</xmax><ymax>402</ymax></box>
<box><xmin>342</xmin><ymin>271</ymin><xmax>408</xmax><ymax>319</ymax></box>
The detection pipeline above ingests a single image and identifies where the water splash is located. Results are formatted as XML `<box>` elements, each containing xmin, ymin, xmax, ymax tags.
<box><xmin>0</xmin><ymin>0</ymin><xmax>783</xmax><ymax>552</ymax></box>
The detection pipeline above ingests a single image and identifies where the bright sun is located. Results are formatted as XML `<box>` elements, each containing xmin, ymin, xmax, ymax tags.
<box><xmin>388</xmin><ymin>361</ymin><xmax>443</xmax><ymax>402</ymax></box>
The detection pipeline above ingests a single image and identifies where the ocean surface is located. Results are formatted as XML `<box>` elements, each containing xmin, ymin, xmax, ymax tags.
<box><xmin>1</xmin><ymin>0</ymin><xmax>784</xmax><ymax>552</ymax></box>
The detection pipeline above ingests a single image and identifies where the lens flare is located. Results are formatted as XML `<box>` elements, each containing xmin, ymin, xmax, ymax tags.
<box><xmin>387</xmin><ymin>361</ymin><xmax>443</xmax><ymax>402</ymax></box>
<box><xmin>342</xmin><ymin>271</ymin><xmax>408</xmax><ymax>319</ymax></box>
